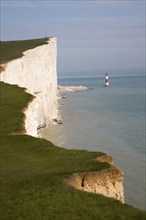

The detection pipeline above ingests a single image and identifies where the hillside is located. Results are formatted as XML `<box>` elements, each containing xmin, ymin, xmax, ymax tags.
<box><xmin>0</xmin><ymin>39</ymin><xmax>146</xmax><ymax>219</ymax></box>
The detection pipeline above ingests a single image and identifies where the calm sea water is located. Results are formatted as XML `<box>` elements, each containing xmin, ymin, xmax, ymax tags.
<box><xmin>40</xmin><ymin>71</ymin><xmax>145</xmax><ymax>210</ymax></box>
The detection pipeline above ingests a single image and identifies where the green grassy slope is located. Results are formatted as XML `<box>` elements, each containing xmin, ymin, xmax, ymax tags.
<box><xmin>0</xmin><ymin>38</ymin><xmax>146</xmax><ymax>219</ymax></box>
<box><xmin>0</xmin><ymin>82</ymin><xmax>146</xmax><ymax>220</ymax></box>
<box><xmin>0</xmin><ymin>38</ymin><xmax>48</xmax><ymax>63</ymax></box>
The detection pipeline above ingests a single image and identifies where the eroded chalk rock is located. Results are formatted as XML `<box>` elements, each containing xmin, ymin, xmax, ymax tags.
<box><xmin>96</xmin><ymin>155</ymin><xmax>114</xmax><ymax>165</ymax></box>
<box><xmin>65</xmin><ymin>155</ymin><xmax>124</xmax><ymax>203</ymax></box>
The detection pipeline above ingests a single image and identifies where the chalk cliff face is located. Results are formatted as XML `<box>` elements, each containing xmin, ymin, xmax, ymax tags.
<box><xmin>1</xmin><ymin>39</ymin><xmax>124</xmax><ymax>203</ymax></box>
<box><xmin>0</xmin><ymin>38</ymin><xmax>58</xmax><ymax>137</ymax></box>
<box><xmin>65</xmin><ymin>155</ymin><xmax>124</xmax><ymax>203</ymax></box>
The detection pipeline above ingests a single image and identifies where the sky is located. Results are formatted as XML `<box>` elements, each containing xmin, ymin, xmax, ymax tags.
<box><xmin>1</xmin><ymin>0</ymin><xmax>145</xmax><ymax>76</ymax></box>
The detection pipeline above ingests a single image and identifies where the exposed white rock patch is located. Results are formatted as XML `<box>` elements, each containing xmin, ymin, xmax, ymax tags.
<box><xmin>58</xmin><ymin>85</ymin><xmax>88</xmax><ymax>100</ymax></box>
<box><xmin>58</xmin><ymin>85</ymin><xmax>88</xmax><ymax>94</ymax></box>
<box><xmin>0</xmin><ymin>38</ymin><xmax>58</xmax><ymax>137</ymax></box>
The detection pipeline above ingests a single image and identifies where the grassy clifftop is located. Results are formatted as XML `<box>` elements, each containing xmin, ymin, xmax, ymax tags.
<box><xmin>0</xmin><ymin>38</ymin><xmax>48</xmax><ymax>63</ymax></box>
<box><xmin>0</xmin><ymin>39</ymin><xmax>146</xmax><ymax>219</ymax></box>
<box><xmin>0</xmin><ymin>83</ymin><xmax>146</xmax><ymax>219</ymax></box>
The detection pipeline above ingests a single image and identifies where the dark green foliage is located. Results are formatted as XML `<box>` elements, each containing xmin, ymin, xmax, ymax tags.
<box><xmin>0</xmin><ymin>38</ymin><xmax>48</xmax><ymax>63</ymax></box>
<box><xmin>0</xmin><ymin>82</ymin><xmax>146</xmax><ymax>220</ymax></box>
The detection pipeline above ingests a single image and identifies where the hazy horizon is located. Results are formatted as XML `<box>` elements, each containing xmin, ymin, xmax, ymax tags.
<box><xmin>1</xmin><ymin>0</ymin><xmax>145</xmax><ymax>75</ymax></box>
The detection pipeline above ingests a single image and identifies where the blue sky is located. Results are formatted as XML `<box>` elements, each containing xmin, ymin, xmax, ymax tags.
<box><xmin>1</xmin><ymin>0</ymin><xmax>145</xmax><ymax>75</ymax></box>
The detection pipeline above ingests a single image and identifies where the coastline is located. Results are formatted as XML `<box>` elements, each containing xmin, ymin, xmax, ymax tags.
<box><xmin>40</xmin><ymin>75</ymin><xmax>145</xmax><ymax>210</ymax></box>
<box><xmin>39</xmin><ymin>85</ymin><xmax>125</xmax><ymax>203</ymax></box>
<box><xmin>1</xmin><ymin>39</ymin><xmax>145</xmax><ymax>219</ymax></box>
<box><xmin>1</xmin><ymin>40</ymin><xmax>125</xmax><ymax>203</ymax></box>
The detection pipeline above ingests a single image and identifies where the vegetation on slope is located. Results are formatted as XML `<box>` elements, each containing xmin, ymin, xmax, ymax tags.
<box><xmin>0</xmin><ymin>38</ymin><xmax>48</xmax><ymax>63</ymax></box>
<box><xmin>0</xmin><ymin>82</ymin><xmax>146</xmax><ymax>220</ymax></box>
<box><xmin>0</xmin><ymin>38</ymin><xmax>145</xmax><ymax>219</ymax></box>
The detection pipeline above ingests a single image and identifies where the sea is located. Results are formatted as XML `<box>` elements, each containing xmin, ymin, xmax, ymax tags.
<box><xmin>40</xmin><ymin>70</ymin><xmax>145</xmax><ymax>210</ymax></box>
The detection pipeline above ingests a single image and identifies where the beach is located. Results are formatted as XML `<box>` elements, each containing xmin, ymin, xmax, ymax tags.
<box><xmin>40</xmin><ymin>73</ymin><xmax>145</xmax><ymax>210</ymax></box>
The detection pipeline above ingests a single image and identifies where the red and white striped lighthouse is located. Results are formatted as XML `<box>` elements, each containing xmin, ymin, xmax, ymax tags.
<box><xmin>105</xmin><ymin>72</ymin><xmax>109</xmax><ymax>87</ymax></box>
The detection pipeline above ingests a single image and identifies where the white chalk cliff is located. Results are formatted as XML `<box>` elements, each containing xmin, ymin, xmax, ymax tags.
<box><xmin>0</xmin><ymin>37</ymin><xmax>58</xmax><ymax>137</ymax></box>
<box><xmin>1</xmin><ymin>38</ymin><xmax>124</xmax><ymax>203</ymax></box>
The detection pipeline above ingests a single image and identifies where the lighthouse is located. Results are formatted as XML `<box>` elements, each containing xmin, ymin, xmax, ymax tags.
<box><xmin>105</xmin><ymin>72</ymin><xmax>109</xmax><ymax>87</ymax></box>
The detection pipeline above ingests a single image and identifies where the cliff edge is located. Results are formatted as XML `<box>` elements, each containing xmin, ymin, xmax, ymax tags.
<box><xmin>0</xmin><ymin>37</ymin><xmax>58</xmax><ymax>136</ymax></box>
<box><xmin>65</xmin><ymin>155</ymin><xmax>124</xmax><ymax>203</ymax></box>
<box><xmin>0</xmin><ymin>38</ymin><xmax>124</xmax><ymax>204</ymax></box>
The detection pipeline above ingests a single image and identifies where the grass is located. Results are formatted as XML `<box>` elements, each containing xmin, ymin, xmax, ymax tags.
<box><xmin>0</xmin><ymin>38</ymin><xmax>146</xmax><ymax>219</ymax></box>
<box><xmin>0</xmin><ymin>38</ymin><xmax>48</xmax><ymax>63</ymax></box>
<box><xmin>0</xmin><ymin>82</ymin><xmax>146</xmax><ymax>220</ymax></box>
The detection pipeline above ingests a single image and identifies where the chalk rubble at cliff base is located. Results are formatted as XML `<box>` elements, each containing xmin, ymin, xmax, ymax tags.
<box><xmin>58</xmin><ymin>85</ymin><xmax>88</xmax><ymax>98</ymax></box>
